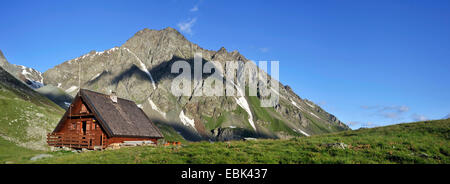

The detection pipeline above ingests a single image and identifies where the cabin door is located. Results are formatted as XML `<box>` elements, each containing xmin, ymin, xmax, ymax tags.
<box><xmin>82</xmin><ymin>121</ymin><xmax>87</xmax><ymax>135</ymax></box>
<box><xmin>100</xmin><ymin>133</ymin><xmax>103</xmax><ymax>147</ymax></box>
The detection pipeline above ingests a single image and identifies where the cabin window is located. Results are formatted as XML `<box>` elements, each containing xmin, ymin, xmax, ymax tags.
<box><xmin>82</xmin><ymin>121</ymin><xmax>87</xmax><ymax>135</ymax></box>
<box><xmin>80</xmin><ymin>104</ymin><xmax>88</xmax><ymax>114</ymax></box>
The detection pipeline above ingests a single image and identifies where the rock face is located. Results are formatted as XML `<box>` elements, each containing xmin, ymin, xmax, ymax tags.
<box><xmin>43</xmin><ymin>27</ymin><xmax>349</xmax><ymax>141</ymax></box>
<box><xmin>0</xmin><ymin>50</ymin><xmax>44</xmax><ymax>89</ymax></box>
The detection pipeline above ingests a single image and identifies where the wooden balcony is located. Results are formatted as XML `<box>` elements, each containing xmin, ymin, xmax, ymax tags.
<box><xmin>67</xmin><ymin>113</ymin><xmax>94</xmax><ymax>118</ymax></box>
<box><xmin>47</xmin><ymin>133</ymin><xmax>106</xmax><ymax>150</ymax></box>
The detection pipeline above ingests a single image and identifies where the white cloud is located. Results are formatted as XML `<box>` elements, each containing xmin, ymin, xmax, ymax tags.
<box><xmin>190</xmin><ymin>5</ymin><xmax>199</xmax><ymax>12</ymax></box>
<box><xmin>411</xmin><ymin>114</ymin><xmax>428</xmax><ymax>121</ymax></box>
<box><xmin>347</xmin><ymin>121</ymin><xmax>361</xmax><ymax>126</ymax></box>
<box><xmin>379</xmin><ymin>105</ymin><xmax>409</xmax><ymax>113</ymax></box>
<box><xmin>444</xmin><ymin>113</ymin><xmax>450</xmax><ymax>119</ymax></box>
<box><xmin>177</xmin><ymin>18</ymin><xmax>197</xmax><ymax>35</ymax></box>
<box><xmin>259</xmin><ymin>47</ymin><xmax>269</xmax><ymax>53</ymax></box>
<box><xmin>360</xmin><ymin>105</ymin><xmax>410</xmax><ymax>121</ymax></box>
<box><xmin>398</xmin><ymin>105</ymin><xmax>410</xmax><ymax>112</ymax></box>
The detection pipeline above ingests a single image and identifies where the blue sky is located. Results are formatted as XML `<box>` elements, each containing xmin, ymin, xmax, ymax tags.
<box><xmin>0</xmin><ymin>0</ymin><xmax>449</xmax><ymax>129</ymax></box>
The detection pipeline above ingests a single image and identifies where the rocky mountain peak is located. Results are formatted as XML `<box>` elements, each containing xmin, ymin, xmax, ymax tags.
<box><xmin>162</xmin><ymin>26</ymin><xmax>179</xmax><ymax>33</ymax></box>
<box><xmin>0</xmin><ymin>49</ymin><xmax>44</xmax><ymax>89</ymax></box>
<box><xmin>0</xmin><ymin>49</ymin><xmax>5</xmax><ymax>60</ymax></box>
<box><xmin>132</xmin><ymin>27</ymin><xmax>186</xmax><ymax>41</ymax></box>
<box><xmin>0</xmin><ymin>49</ymin><xmax>9</xmax><ymax>66</ymax></box>
<box><xmin>218</xmin><ymin>46</ymin><xmax>227</xmax><ymax>53</ymax></box>
<box><xmin>137</xmin><ymin>27</ymin><xmax>180</xmax><ymax>34</ymax></box>
<box><xmin>43</xmin><ymin>28</ymin><xmax>350</xmax><ymax>141</ymax></box>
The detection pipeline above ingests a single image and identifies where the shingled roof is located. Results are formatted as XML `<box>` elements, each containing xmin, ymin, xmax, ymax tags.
<box><xmin>61</xmin><ymin>89</ymin><xmax>163</xmax><ymax>138</ymax></box>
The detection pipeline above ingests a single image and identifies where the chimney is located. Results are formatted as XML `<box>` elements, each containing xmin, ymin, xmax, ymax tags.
<box><xmin>110</xmin><ymin>91</ymin><xmax>117</xmax><ymax>103</ymax></box>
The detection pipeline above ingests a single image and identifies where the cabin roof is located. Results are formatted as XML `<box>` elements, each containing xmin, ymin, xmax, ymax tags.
<box><xmin>56</xmin><ymin>89</ymin><xmax>163</xmax><ymax>139</ymax></box>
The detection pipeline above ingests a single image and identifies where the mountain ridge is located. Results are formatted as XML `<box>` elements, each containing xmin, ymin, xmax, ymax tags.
<box><xmin>42</xmin><ymin>27</ymin><xmax>349</xmax><ymax>141</ymax></box>
<box><xmin>0</xmin><ymin>49</ymin><xmax>44</xmax><ymax>89</ymax></box>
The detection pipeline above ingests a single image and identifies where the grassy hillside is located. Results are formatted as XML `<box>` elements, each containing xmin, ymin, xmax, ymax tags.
<box><xmin>154</xmin><ymin>122</ymin><xmax>188</xmax><ymax>143</ymax></box>
<box><xmin>0</xmin><ymin>137</ymin><xmax>46</xmax><ymax>163</ymax></box>
<box><xmin>16</xmin><ymin>118</ymin><xmax>448</xmax><ymax>164</ymax></box>
<box><xmin>0</xmin><ymin>66</ymin><xmax>65</xmax><ymax>151</ymax></box>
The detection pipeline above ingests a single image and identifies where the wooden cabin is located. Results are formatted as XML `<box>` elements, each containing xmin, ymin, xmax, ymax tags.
<box><xmin>47</xmin><ymin>89</ymin><xmax>164</xmax><ymax>150</ymax></box>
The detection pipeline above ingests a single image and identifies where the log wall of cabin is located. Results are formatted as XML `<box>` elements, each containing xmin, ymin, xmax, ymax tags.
<box><xmin>54</xmin><ymin>97</ymin><xmax>107</xmax><ymax>147</ymax></box>
<box><xmin>53</xmin><ymin>96</ymin><xmax>161</xmax><ymax>149</ymax></box>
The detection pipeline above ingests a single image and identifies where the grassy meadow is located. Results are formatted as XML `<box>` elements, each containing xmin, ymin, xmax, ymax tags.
<box><xmin>2</xmin><ymin>118</ymin><xmax>443</xmax><ymax>164</ymax></box>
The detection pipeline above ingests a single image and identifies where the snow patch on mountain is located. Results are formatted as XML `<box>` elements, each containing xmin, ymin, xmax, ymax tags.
<box><xmin>271</xmin><ymin>87</ymin><xmax>285</xmax><ymax>99</ymax></box>
<box><xmin>67</xmin><ymin>47</ymin><xmax>120</xmax><ymax>64</ymax></box>
<box><xmin>123</xmin><ymin>47</ymin><xmax>156</xmax><ymax>89</ymax></box>
<box><xmin>293</xmin><ymin>129</ymin><xmax>310</xmax><ymax>136</ymax></box>
<box><xmin>291</xmin><ymin>100</ymin><xmax>305</xmax><ymax>111</ymax></box>
<box><xmin>148</xmin><ymin>98</ymin><xmax>166</xmax><ymax>118</ymax></box>
<box><xmin>20</xmin><ymin>65</ymin><xmax>31</xmax><ymax>76</ymax></box>
<box><xmin>310</xmin><ymin>112</ymin><xmax>321</xmax><ymax>119</ymax></box>
<box><xmin>65</xmin><ymin>86</ymin><xmax>78</xmax><ymax>93</ymax></box>
<box><xmin>90</xmin><ymin>72</ymin><xmax>102</xmax><ymax>81</ymax></box>
<box><xmin>230</xmin><ymin>80</ymin><xmax>256</xmax><ymax>131</ymax></box>
<box><xmin>17</xmin><ymin>65</ymin><xmax>44</xmax><ymax>88</ymax></box>
<box><xmin>305</xmin><ymin>102</ymin><xmax>315</xmax><ymax>108</ymax></box>
<box><xmin>235</xmin><ymin>96</ymin><xmax>256</xmax><ymax>131</ymax></box>
<box><xmin>94</xmin><ymin>47</ymin><xmax>119</xmax><ymax>56</ymax></box>
<box><xmin>69</xmin><ymin>53</ymin><xmax>90</xmax><ymax>64</ymax></box>
<box><xmin>64</xmin><ymin>102</ymin><xmax>71</xmax><ymax>108</ymax></box>
<box><xmin>179</xmin><ymin>110</ymin><xmax>196</xmax><ymax>130</ymax></box>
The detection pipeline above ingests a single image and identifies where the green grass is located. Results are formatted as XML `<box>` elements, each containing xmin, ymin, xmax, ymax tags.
<box><xmin>17</xmin><ymin>118</ymin><xmax>449</xmax><ymax>164</ymax></box>
<box><xmin>0</xmin><ymin>136</ymin><xmax>79</xmax><ymax>164</ymax></box>
<box><xmin>203</xmin><ymin>114</ymin><xmax>227</xmax><ymax>131</ymax></box>
<box><xmin>247</xmin><ymin>95</ymin><xmax>299</xmax><ymax>136</ymax></box>
<box><xmin>0</xmin><ymin>137</ymin><xmax>45</xmax><ymax>164</ymax></box>
<box><xmin>0</xmin><ymin>85</ymin><xmax>64</xmax><ymax>145</ymax></box>
<box><xmin>303</xmin><ymin>112</ymin><xmax>332</xmax><ymax>134</ymax></box>
<box><xmin>155</xmin><ymin>122</ymin><xmax>187</xmax><ymax>143</ymax></box>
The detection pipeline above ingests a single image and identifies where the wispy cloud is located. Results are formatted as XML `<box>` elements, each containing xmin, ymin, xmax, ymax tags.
<box><xmin>444</xmin><ymin>113</ymin><xmax>450</xmax><ymax>119</ymax></box>
<box><xmin>360</xmin><ymin>105</ymin><xmax>410</xmax><ymax>120</ymax></box>
<box><xmin>411</xmin><ymin>113</ymin><xmax>428</xmax><ymax>121</ymax></box>
<box><xmin>190</xmin><ymin>5</ymin><xmax>199</xmax><ymax>12</ymax></box>
<box><xmin>177</xmin><ymin>18</ymin><xmax>197</xmax><ymax>35</ymax></box>
<box><xmin>259</xmin><ymin>47</ymin><xmax>269</xmax><ymax>53</ymax></box>
<box><xmin>347</xmin><ymin>121</ymin><xmax>378</xmax><ymax>128</ymax></box>
<box><xmin>347</xmin><ymin>121</ymin><xmax>361</xmax><ymax>126</ymax></box>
